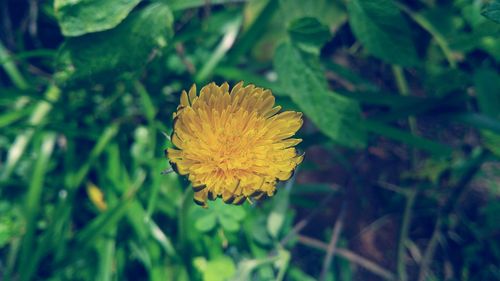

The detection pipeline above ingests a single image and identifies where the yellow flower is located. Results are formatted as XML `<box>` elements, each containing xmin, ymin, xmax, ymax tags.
<box><xmin>166</xmin><ymin>82</ymin><xmax>303</xmax><ymax>207</ymax></box>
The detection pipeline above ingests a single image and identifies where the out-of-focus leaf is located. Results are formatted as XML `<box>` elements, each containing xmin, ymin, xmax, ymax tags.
<box><xmin>54</xmin><ymin>0</ymin><xmax>142</xmax><ymax>36</ymax></box>
<box><xmin>251</xmin><ymin>217</ymin><xmax>273</xmax><ymax>246</ymax></box>
<box><xmin>195</xmin><ymin>212</ymin><xmax>217</xmax><ymax>233</ymax></box>
<box><xmin>474</xmin><ymin>68</ymin><xmax>500</xmax><ymax>156</ymax></box>
<box><xmin>55</xmin><ymin>3</ymin><xmax>173</xmax><ymax>86</ymax></box>
<box><xmin>288</xmin><ymin>267</ymin><xmax>317</xmax><ymax>281</ymax></box>
<box><xmin>347</xmin><ymin>0</ymin><xmax>418</xmax><ymax>66</ymax></box>
<box><xmin>274</xmin><ymin>43</ymin><xmax>366</xmax><ymax>148</ymax></box>
<box><xmin>165</xmin><ymin>0</ymin><xmax>244</xmax><ymax>11</ymax></box>
<box><xmin>0</xmin><ymin>204</ymin><xmax>21</xmax><ymax>248</ymax></box>
<box><xmin>227</xmin><ymin>0</ymin><xmax>278</xmax><ymax>61</ymax></box>
<box><xmin>279</xmin><ymin>0</ymin><xmax>346</xmax><ymax>31</ymax></box>
<box><xmin>219</xmin><ymin>215</ymin><xmax>240</xmax><ymax>232</ymax></box>
<box><xmin>474</xmin><ymin>69</ymin><xmax>500</xmax><ymax>117</ymax></box>
<box><xmin>424</xmin><ymin>68</ymin><xmax>469</xmax><ymax>97</ymax></box>
<box><xmin>267</xmin><ymin>187</ymin><xmax>289</xmax><ymax>239</ymax></box>
<box><xmin>220</xmin><ymin>205</ymin><xmax>246</xmax><ymax>221</ymax></box>
<box><xmin>203</xmin><ymin>256</ymin><xmax>236</xmax><ymax>281</ymax></box>
<box><xmin>482</xmin><ymin>1</ymin><xmax>500</xmax><ymax>24</ymax></box>
<box><xmin>363</xmin><ymin>120</ymin><xmax>453</xmax><ymax>157</ymax></box>
<box><xmin>288</xmin><ymin>17</ymin><xmax>331</xmax><ymax>53</ymax></box>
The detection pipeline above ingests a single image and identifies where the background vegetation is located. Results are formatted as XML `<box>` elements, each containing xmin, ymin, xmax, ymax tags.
<box><xmin>1</xmin><ymin>0</ymin><xmax>500</xmax><ymax>280</ymax></box>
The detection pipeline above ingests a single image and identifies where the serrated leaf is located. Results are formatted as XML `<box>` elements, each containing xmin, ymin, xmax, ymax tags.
<box><xmin>279</xmin><ymin>0</ymin><xmax>346</xmax><ymax>31</ymax></box>
<box><xmin>54</xmin><ymin>0</ymin><xmax>142</xmax><ymax>36</ymax></box>
<box><xmin>274</xmin><ymin>43</ymin><xmax>366</xmax><ymax>148</ymax></box>
<box><xmin>347</xmin><ymin>0</ymin><xmax>418</xmax><ymax>66</ymax></box>
<box><xmin>55</xmin><ymin>3</ymin><xmax>173</xmax><ymax>86</ymax></box>
<box><xmin>482</xmin><ymin>1</ymin><xmax>500</xmax><ymax>24</ymax></box>
<box><xmin>288</xmin><ymin>17</ymin><xmax>331</xmax><ymax>53</ymax></box>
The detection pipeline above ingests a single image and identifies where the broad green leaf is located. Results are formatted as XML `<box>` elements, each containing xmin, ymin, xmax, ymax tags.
<box><xmin>274</xmin><ymin>43</ymin><xmax>366</xmax><ymax>148</ymax></box>
<box><xmin>251</xmin><ymin>217</ymin><xmax>273</xmax><ymax>246</ymax></box>
<box><xmin>347</xmin><ymin>0</ymin><xmax>418</xmax><ymax>66</ymax></box>
<box><xmin>165</xmin><ymin>0</ymin><xmax>244</xmax><ymax>11</ymax></box>
<box><xmin>474</xmin><ymin>69</ymin><xmax>500</xmax><ymax>117</ymax></box>
<box><xmin>266</xmin><ymin>186</ymin><xmax>289</xmax><ymax>239</ymax></box>
<box><xmin>218</xmin><ymin>216</ymin><xmax>240</xmax><ymax>232</ymax></box>
<box><xmin>203</xmin><ymin>256</ymin><xmax>236</xmax><ymax>281</ymax></box>
<box><xmin>195</xmin><ymin>212</ymin><xmax>217</xmax><ymax>233</ymax></box>
<box><xmin>363</xmin><ymin>120</ymin><xmax>452</xmax><ymax>157</ymax></box>
<box><xmin>55</xmin><ymin>3</ymin><xmax>173</xmax><ymax>86</ymax></box>
<box><xmin>54</xmin><ymin>0</ymin><xmax>142</xmax><ymax>36</ymax></box>
<box><xmin>482</xmin><ymin>1</ymin><xmax>500</xmax><ymax>24</ymax></box>
<box><xmin>288</xmin><ymin>17</ymin><xmax>331</xmax><ymax>53</ymax></box>
<box><xmin>279</xmin><ymin>0</ymin><xmax>346</xmax><ymax>31</ymax></box>
<box><xmin>474</xmin><ymin>68</ymin><xmax>500</xmax><ymax>156</ymax></box>
<box><xmin>220</xmin><ymin>205</ymin><xmax>246</xmax><ymax>221</ymax></box>
<box><xmin>288</xmin><ymin>267</ymin><xmax>317</xmax><ymax>281</ymax></box>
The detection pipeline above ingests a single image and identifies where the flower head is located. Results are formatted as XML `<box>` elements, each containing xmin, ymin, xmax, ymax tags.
<box><xmin>166</xmin><ymin>82</ymin><xmax>303</xmax><ymax>207</ymax></box>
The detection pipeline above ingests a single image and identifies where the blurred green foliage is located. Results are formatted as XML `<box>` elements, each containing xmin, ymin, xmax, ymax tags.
<box><xmin>1</xmin><ymin>0</ymin><xmax>500</xmax><ymax>280</ymax></box>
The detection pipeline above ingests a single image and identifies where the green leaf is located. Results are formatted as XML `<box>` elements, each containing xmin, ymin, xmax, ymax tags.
<box><xmin>195</xmin><ymin>212</ymin><xmax>217</xmax><ymax>233</ymax></box>
<box><xmin>0</xmin><ymin>205</ymin><xmax>21</xmax><ymax>248</ymax></box>
<box><xmin>220</xmin><ymin>206</ymin><xmax>246</xmax><ymax>221</ymax></box>
<box><xmin>267</xmin><ymin>186</ymin><xmax>290</xmax><ymax>239</ymax></box>
<box><xmin>279</xmin><ymin>0</ymin><xmax>346</xmax><ymax>31</ymax></box>
<box><xmin>55</xmin><ymin>3</ymin><xmax>173</xmax><ymax>86</ymax></box>
<box><xmin>203</xmin><ymin>256</ymin><xmax>236</xmax><ymax>281</ymax></box>
<box><xmin>474</xmin><ymin>69</ymin><xmax>500</xmax><ymax>118</ymax></box>
<box><xmin>165</xmin><ymin>0</ymin><xmax>244</xmax><ymax>11</ymax></box>
<box><xmin>482</xmin><ymin>1</ymin><xmax>500</xmax><ymax>24</ymax></box>
<box><xmin>363</xmin><ymin>120</ymin><xmax>452</xmax><ymax>157</ymax></box>
<box><xmin>288</xmin><ymin>17</ymin><xmax>331</xmax><ymax>53</ymax></box>
<box><xmin>219</xmin><ymin>216</ymin><xmax>240</xmax><ymax>233</ymax></box>
<box><xmin>347</xmin><ymin>0</ymin><xmax>418</xmax><ymax>66</ymax></box>
<box><xmin>18</xmin><ymin>134</ymin><xmax>56</xmax><ymax>281</ymax></box>
<box><xmin>274</xmin><ymin>43</ymin><xmax>366</xmax><ymax>148</ymax></box>
<box><xmin>474</xmin><ymin>68</ymin><xmax>500</xmax><ymax>156</ymax></box>
<box><xmin>54</xmin><ymin>0</ymin><xmax>143</xmax><ymax>36</ymax></box>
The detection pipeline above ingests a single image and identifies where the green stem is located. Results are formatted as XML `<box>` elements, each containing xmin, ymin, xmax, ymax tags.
<box><xmin>19</xmin><ymin>133</ymin><xmax>56</xmax><ymax>281</ymax></box>
<box><xmin>275</xmin><ymin>249</ymin><xmax>290</xmax><ymax>281</ymax></box>
<box><xmin>195</xmin><ymin>16</ymin><xmax>241</xmax><ymax>83</ymax></box>
<box><xmin>0</xmin><ymin>40</ymin><xmax>28</xmax><ymax>89</ymax></box>
<box><xmin>1</xmin><ymin>84</ymin><xmax>60</xmax><ymax>180</ymax></box>
<box><xmin>397</xmin><ymin>189</ymin><xmax>417</xmax><ymax>281</ymax></box>
<box><xmin>398</xmin><ymin>4</ymin><xmax>457</xmax><ymax>68</ymax></box>
<box><xmin>392</xmin><ymin>66</ymin><xmax>420</xmax><ymax>165</ymax></box>
<box><xmin>178</xmin><ymin>187</ymin><xmax>194</xmax><ymax>279</ymax></box>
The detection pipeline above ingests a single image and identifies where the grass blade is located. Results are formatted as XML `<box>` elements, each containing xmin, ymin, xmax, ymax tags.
<box><xmin>18</xmin><ymin>133</ymin><xmax>56</xmax><ymax>281</ymax></box>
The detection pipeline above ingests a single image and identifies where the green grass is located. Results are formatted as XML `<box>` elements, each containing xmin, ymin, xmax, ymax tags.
<box><xmin>1</xmin><ymin>0</ymin><xmax>500</xmax><ymax>280</ymax></box>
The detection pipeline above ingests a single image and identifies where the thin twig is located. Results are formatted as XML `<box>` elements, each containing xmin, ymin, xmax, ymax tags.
<box><xmin>392</xmin><ymin>65</ymin><xmax>419</xmax><ymax>165</ymax></box>
<box><xmin>28</xmin><ymin>0</ymin><xmax>38</xmax><ymax>38</ymax></box>
<box><xmin>297</xmin><ymin>235</ymin><xmax>396</xmax><ymax>281</ymax></box>
<box><xmin>319</xmin><ymin>201</ymin><xmax>347</xmax><ymax>281</ymax></box>
<box><xmin>397</xmin><ymin>189</ymin><xmax>417</xmax><ymax>281</ymax></box>
<box><xmin>175</xmin><ymin>43</ymin><xmax>196</xmax><ymax>75</ymax></box>
<box><xmin>417</xmin><ymin>150</ymin><xmax>488</xmax><ymax>281</ymax></box>
<box><xmin>418</xmin><ymin>218</ymin><xmax>441</xmax><ymax>281</ymax></box>
<box><xmin>279</xmin><ymin>190</ymin><xmax>337</xmax><ymax>246</ymax></box>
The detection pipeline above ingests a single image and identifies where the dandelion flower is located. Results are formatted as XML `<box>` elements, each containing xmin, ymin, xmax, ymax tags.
<box><xmin>166</xmin><ymin>82</ymin><xmax>303</xmax><ymax>207</ymax></box>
